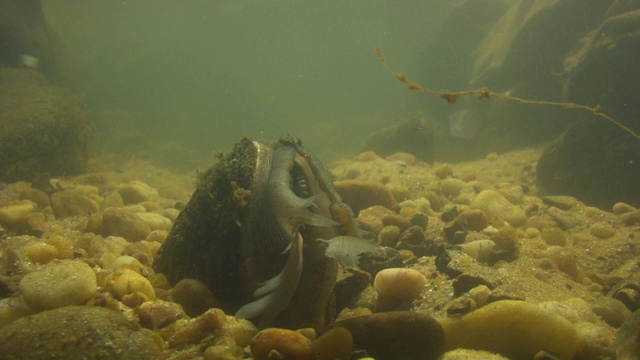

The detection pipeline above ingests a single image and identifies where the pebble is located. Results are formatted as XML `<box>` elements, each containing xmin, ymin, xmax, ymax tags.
<box><xmin>377</xmin><ymin>225</ymin><xmax>401</xmax><ymax>247</ymax></box>
<box><xmin>381</xmin><ymin>213</ymin><xmax>411</xmax><ymax>232</ymax></box>
<box><xmin>547</xmin><ymin>206</ymin><xmax>582</xmax><ymax>229</ymax></box>
<box><xmin>102</xmin><ymin>207</ymin><xmax>152</xmax><ymax>242</ymax></box>
<box><xmin>589</xmin><ymin>221</ymin><xmax>616</xmax><ymax>239</ymax></box>
<box><xmin>50</xmin><ymin>190</ymin><xmax>99</xmax><ymax>218</ymax></box>
<box><xmin>357</xmin><ymin>247</ymin><xmax>404</xmax><ymax>278</ymax></box>
<box><xmin>545</xmin><ymin>246</ymin><xmax>579</xmax><ymax>280</ymax></box>
<box><xmin>323</xmin><ymin>311</ymin><xmax>445</xmax><ymax>360</ymax></box>
<box><xmin>313</xmin><ymin>327</ymin><xmax>353</xmax><ymax>360</ymax></box>
<box><xmin>0</xmin><ymin>200</ymin><xmax>36</xmax><ymax>224</ymax></box>
<box><xmin>334</xmin><ymin>179</ymin><xmax>397</xmax><ymax>215</ymax></box>
<box><xmin>18</xmin><ymin>260</ymin><xmax>97</xmax><ymax>311</ymax></box>
<box><xmin>0</xmin><ymin>305</ymin><xmax>164</xmax><ymax>359</ymax></box>
<box><xmin>102</xmin><ymin>191</ymin><xmax>125</xmax><ymax>209</ymax></box>
<box><xmin>136</xmin><ymin>300</ymin><xmax>186</xmax><ymax>329</ymax></box>
<box><xmin>169</xmin><ymin>308</ymin><xmax>257</xmax><ymax>349</ymax></box>
<box><xmin>620</xmin><ymin>210</ymin><xmax>640</xmax><ymax>226</ymax></box>
<box><xmin>441</xmin><ymin>348</ymin><xmax>508</xmax><ymax>360</ymax></box>
<box><xmin>470</xmin><ymin>190</ymin><xmax>526</xmax><ymax>227</ymax></box>
<box><xmin>542</xmin><ymin>195</ymin><xmax>578</xmax><ymax>210</ymax></box>
<box><xmin>592</xmin><ymin>297</ymin><xmax>631</xmax><ymax>328</ymax></box>
<box><xmin>0</xmin><ymin>297</ymin><xmax>33</xmax><ymax>329</ymax></box>
<box><xmin>440</xmin><ymin>178</ymin><xmax>471</xmax><ymax>197</ymax></box>
<box><xmin>136</xmin><ymin>212</ymin><xmax>173</xmax><ymax>231</ymax></box>
<box><xmin>374</xmin><ymin>268</ymin><xmax>427</xmax><ymax>311</ymax></box>
<box><xmin>117</xmin><ymin>180</ymin><xmax>159</xmax><ymax>204</ymax></box>
<box><xmin>104</xmin><ymin>268</ymin><xmax>156</xmax><ymax>301</ymax></box>
<box><xmin>251</xmin><ymin>328</ymin><xmax>314</xmax><ymax>360</ymax></box>
<box><xmin>146</xmin><ymin>229</ymin><xmax>169</xmax><ymax>243</ymax></box>
<box><xmin>612</xmin><ymin>202</ymin><xmax>635</xmax><ymax>215</ymax></box>
<box><xmin>17</xmin><ymin>187</ymin><xmax>49</xmax><ymax>208</ymax></box>
<box><xmin>442</xmin><ymin>300</ymin><xmax>580</xmax><ymax>359</ymax></box>
<box><xmin>458</xmin><ymin>239</ymin><xmax>496</xmax><ymax>262</ymax></box>
<box><xmin>169</xmin><ymin>278</ymin><xmax>222</xmax><ymax>317</ymax></box>
<box><xmin>22</xmin><ymin>242</ymin><xmax>59</xmax><ymax>264</ymax></box>
<box><xmin>356</xmin><ymin>205</ymin><xmax>396</xmax><ymax>234</ymax></box>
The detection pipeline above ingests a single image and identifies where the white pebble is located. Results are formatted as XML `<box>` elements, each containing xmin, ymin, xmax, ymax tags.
<box><xmin>470</xmin><ymin>190</ymin><xmax>526</xmax><ymax>227</ymax></box>
<box><xmin>19</xmin><ymin>260</ymin><xmax>97</xmax><ymax>311</ymax></box>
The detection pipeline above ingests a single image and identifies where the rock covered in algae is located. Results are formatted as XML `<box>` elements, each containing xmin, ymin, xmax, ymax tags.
<box><xmin>0</xmin><ymin>305</ymin><xmax>163</xmax><ymax>359</ymax></box>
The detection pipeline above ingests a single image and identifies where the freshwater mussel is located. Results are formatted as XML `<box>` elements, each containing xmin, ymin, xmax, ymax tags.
<box><xmin>154</xmin><ymin>135</ymin><xmax>362</xmax><ymax>329</ymax></box>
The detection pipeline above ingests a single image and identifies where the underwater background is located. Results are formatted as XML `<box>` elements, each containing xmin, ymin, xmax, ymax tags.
<box><xmin>42</xmin><ymin>0</ymin><xmax>457</xmax><ymax>163</ymax></box>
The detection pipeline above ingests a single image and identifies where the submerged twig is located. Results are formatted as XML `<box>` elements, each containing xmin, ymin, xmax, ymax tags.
<box><xmin>375</xmin><ymin>45</ymin><xmax>639</xmax><ymax>140</ymax></box>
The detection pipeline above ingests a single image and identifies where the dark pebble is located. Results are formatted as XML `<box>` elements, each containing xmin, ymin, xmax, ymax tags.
<box><xmin>321</xmin><ymin>311</ymin><xmax>445</xmax><ymax>360</ymax></box>
<box><xmin>452</xmin><ymin>274</ymin><xmax>495</xmax><ymax>297</ymax></box>
<box><xmin>358</xmin><ymin>247</ymin><xmax>404</xmax><ymax>278</ymax></box>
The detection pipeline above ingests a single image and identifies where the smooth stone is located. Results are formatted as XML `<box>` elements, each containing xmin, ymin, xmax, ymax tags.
<box><xmin>612</xmin><ymin>202</ymin><xmax>635</xmax><ymax>215</ymax></box>
<box><xmin>0</xmin><ymin>305</ymin><xmax>164</xmax><ymax>359</ymax></box>
<box><xmin>117</xmin><ymin>180</ymin><xmax>159</xmax><ymax>204</ymax></box>
<box><xmin>334</xmin><ymin>179</ymin><xmax>397</xmax><ymax>215</ymax></box>
<box><xmin>441</xmin><ymin>348</ymin><xmax>509</xmax><ymax>360</ymax></box>
<box><xmin>458</xmin><ymin>240</ymin><xmax>495</xmax><ymax>263</ymax></box>
<box><xmin>620</xmin><ymin>210</ymin><xmax>640</xmax><ymax>226</ymax></box>
<box><xmin>322</xmin><ymin>311</ymin><xmax>445</xmax><ymax>360</ymax></box>
<box><xmin>102</xmin><ymin>207</ymin><xmax>152</xmax><ymax>242</ymax></box>
<box><xmin>442</xmin><ymin>300</ymin><xmax>580</xmax><ymax>359</ymax></box>
<box><xmin>377</xmin><ymin>225</ymin><xmax>401</xmax><ymax>247</ymax></box>
<box><xmin>22</xmin><ymin>242</ymin><xmax>59</xmax><ymax>264</ymax></box>
<box><xmin>470</xmin><ymin>190</ymin><xmax>526</xmax><ymax>227</ymax></box>
<box><xmin>102</xmin><ymin>191</ymin><xmax>125</xmax><ymax>209</ymax></box>
<box><xmin>440</xmin><ymin>178</ymin><xmax>471</xmax><ymax>197</ymax></box>
<box><xmin>313</xmin><ymin>327</ymin><xmax>353</xmax><ymax>360</ymax></box>
<box><xmin>19</xmin><ymin>260</ymin><xmax>97</xmax><ymax>311</ymax></box>
<box><xmin>251</xmin><ymin>328</ymin><xmax>314</xmax><ymax>360</ymax></box>
<box><xmin>170</xmin><ymin>278</ymin><xmax>222</xmax><ymax>317</ymax></box>
<box><xmin>542</xmin><ymin>195</ymin><xmax>579</xmax><ymax>210</ymax></box>
<box><xmin>0</xmin><ymin>200</ymin><xmax>36</xmax><ymax>224</ymax></box>
<box><xmin>105</xmin><ymin>268</ymin><xmax>156</xmax><ymax>300</ymax></box>
<box><xmin>589</xmin><ymin>221</ymin><xmax>616</xmax><ymax>239</ymax></box>
<box><xmin>136</xmin><ymin>212</ymin><xmax>172</xmax><ymax>231</ymax></box>
<box><xmin>356</xmin><ymin>205</ymin><xmax>396</xmax><ymax>234</ymax></box>
<box><xmin>50</xmin><ymin>190</ymin><xmax>99</xmax><ymax>218</ymax></box>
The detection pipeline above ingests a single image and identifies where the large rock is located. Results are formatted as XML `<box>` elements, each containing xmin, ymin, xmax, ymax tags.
<box><xmin>538</xmin><ymin>7</ymin><xmax>640</xmax><ymax>209</ymax></box>
<box><xmin>0</xmin><ymin>69</ymin><xmax>92</xmax><ymax>182</ymax></box>
<box><xmin>418</xmin><ymin>0</ymin><xmax>610</xmax><ymax>160</ymax></box>
<box><xmin>0</xmin><ymin>306</ymin><xmax>164</xmax><ymax>359</ymax></box>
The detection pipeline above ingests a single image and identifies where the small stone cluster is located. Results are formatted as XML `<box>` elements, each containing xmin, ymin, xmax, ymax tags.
<box><xmin>0</xmin><ymin>148</ymin><xmax>640</xmax><ymax>359</ymax></box>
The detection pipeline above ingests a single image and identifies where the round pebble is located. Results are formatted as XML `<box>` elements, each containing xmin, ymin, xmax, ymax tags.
<box><xmin>377</xmin><ymin>225</ymin><xmax>401</xmax><ymax>247</ymax></box>
<box><xmin>589</xmin><ymin>221</ymin><xmax>616</xmax><ymax>239</ymax></box>
<box><xmin>19</xmin><ymin>260</ymin><xmax>97</xmax><ymax>311</ymax></box>
<box><xmin>118</xmin><ymin>180</ymin><xmax>159</xmax><ymax>204</ymax></box>
<box><xmin>136</xmin><ymin>212</ymin><xmax>173</xmax><ymax>231</ymax></box>
<box><xmin>470</xmin><ymin>190</ymin><xmax>526</xmax><ymax>227</ymax></box>
<box><xmin>105</xmin><ymin>268</ymin><xmax>156</xmax><ymax>300</ymax></box>
<box><xmin>50</xmin><ymin>190</ymin><xmax>99</xmax><ymax>218</ymax></box>
<box><xmin>102</xmin><ymin>207</ymin><xmax>152</xmax><ymax>242</ymax></box>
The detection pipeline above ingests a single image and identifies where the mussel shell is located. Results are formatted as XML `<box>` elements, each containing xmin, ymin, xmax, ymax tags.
<box><xmin>154</xmin><ymin>136</ymin><xmax>358</xmax><ymax>328</ymax></box>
